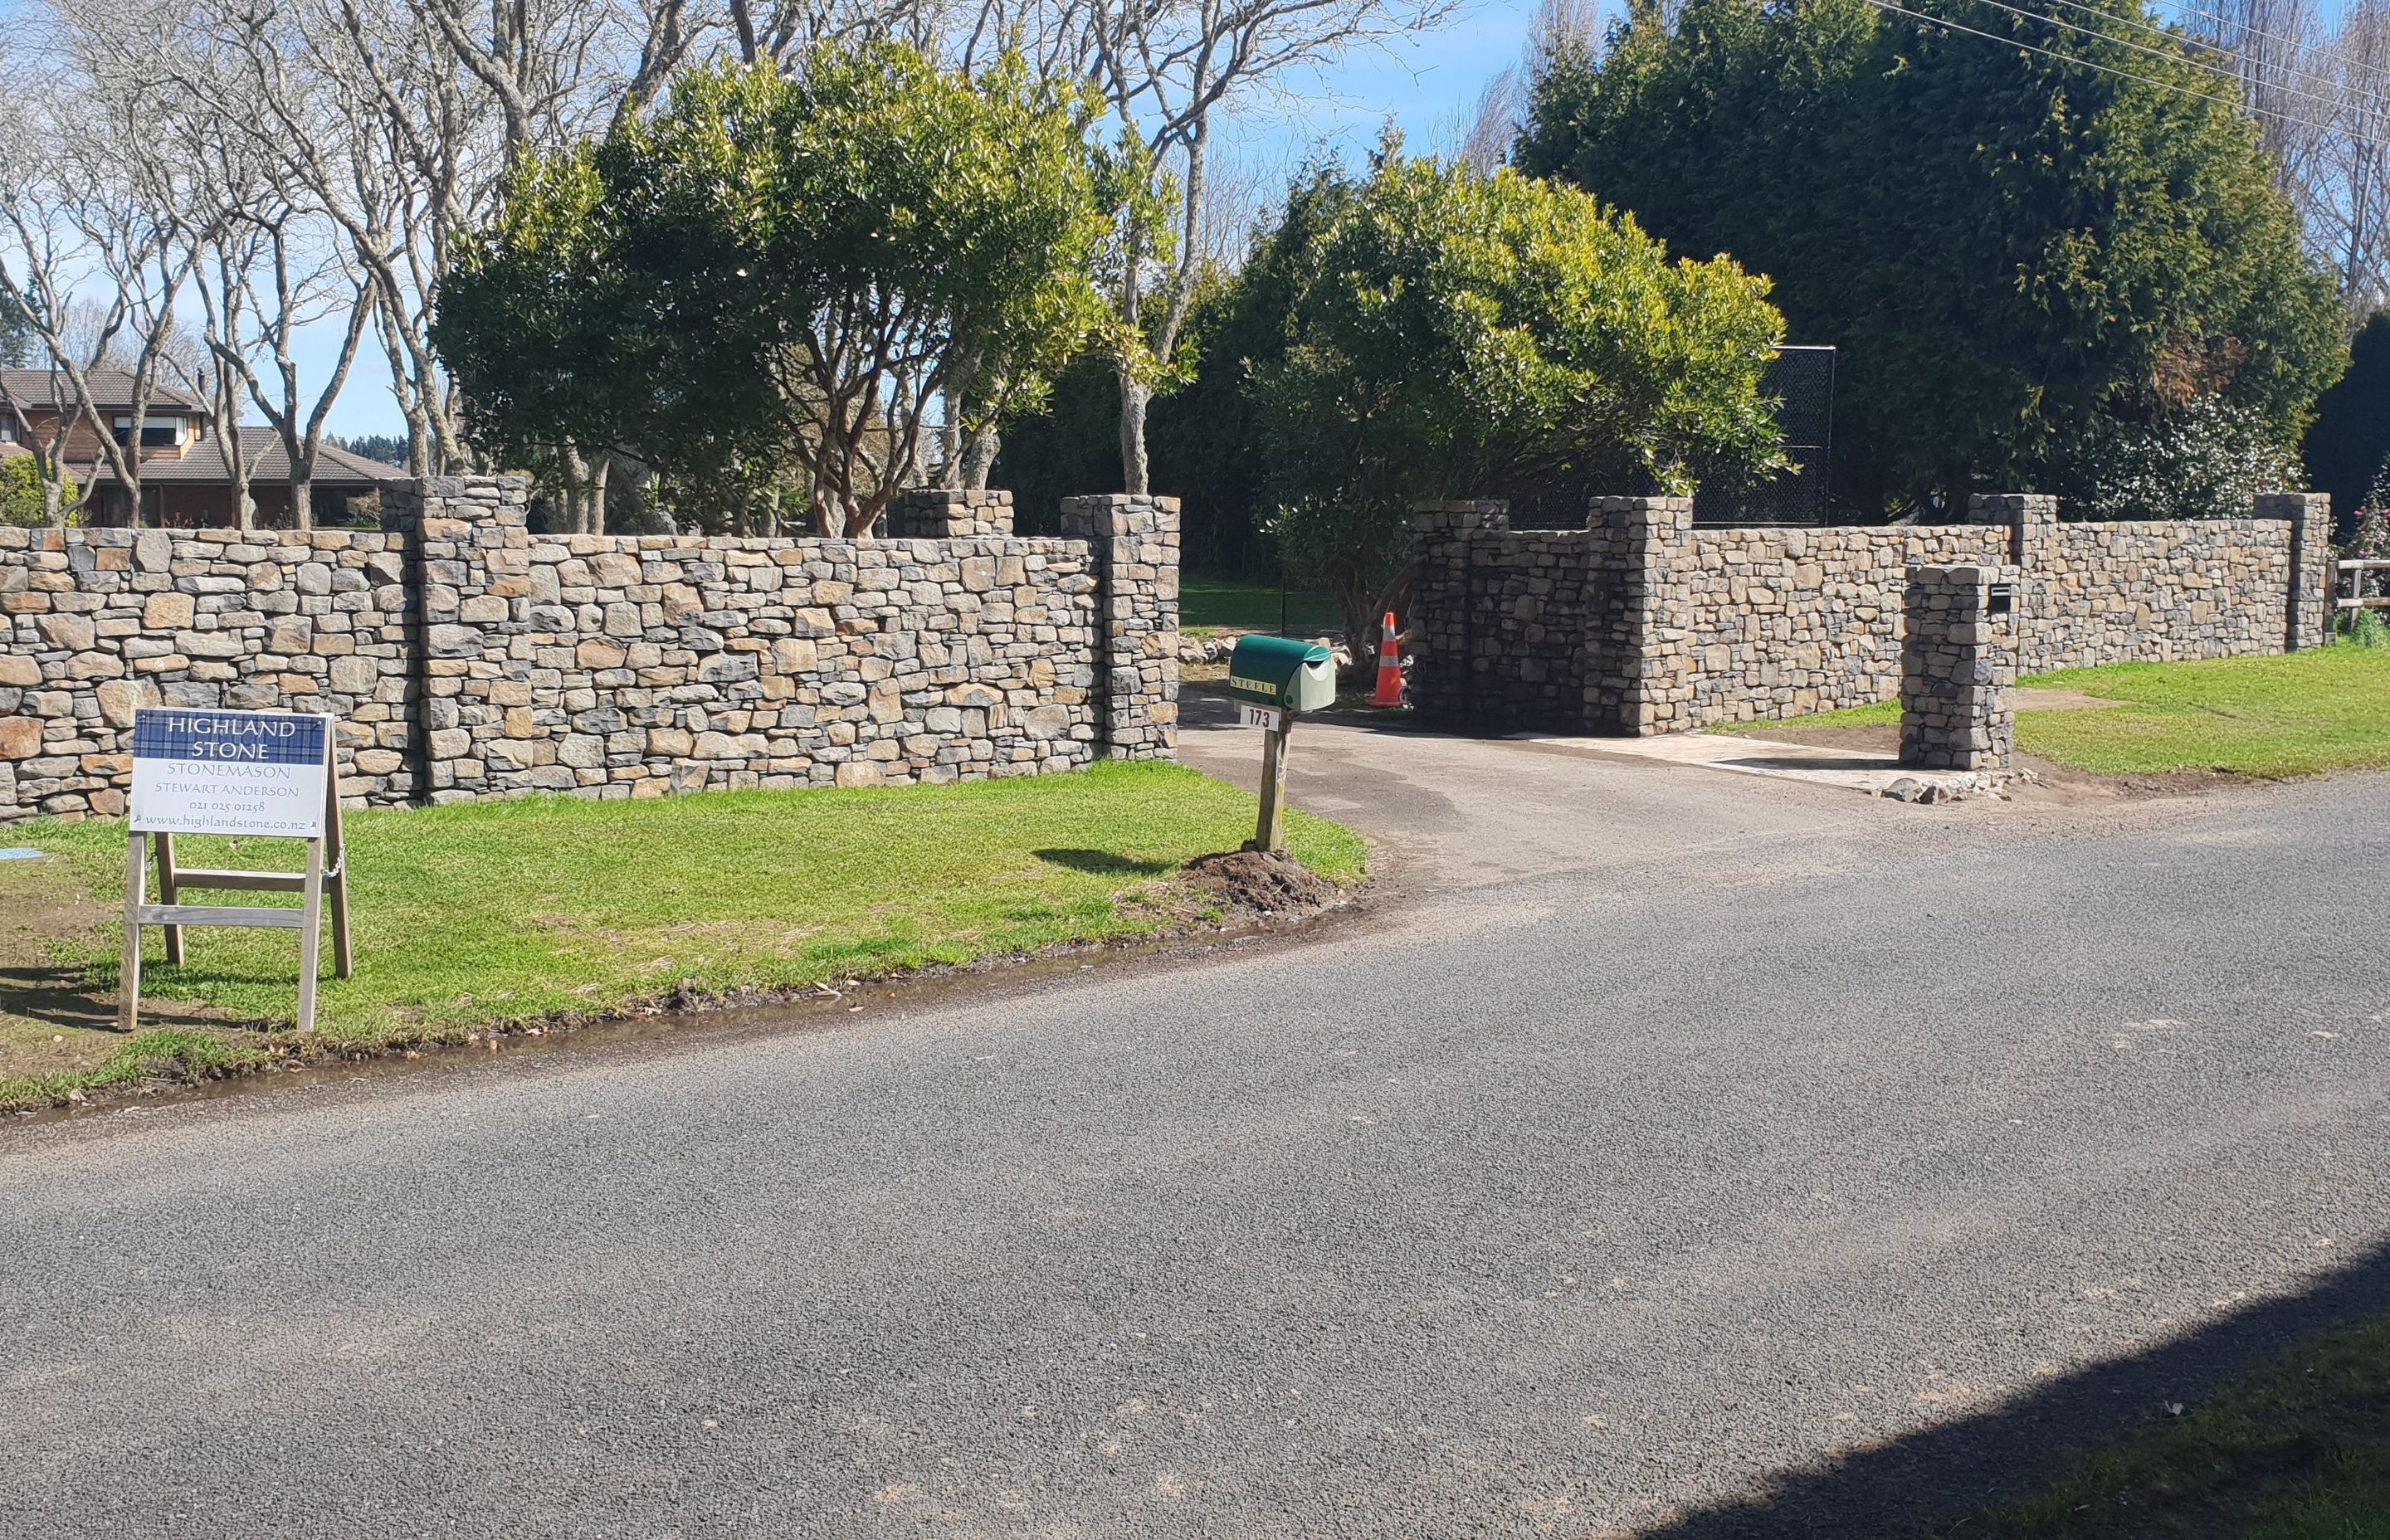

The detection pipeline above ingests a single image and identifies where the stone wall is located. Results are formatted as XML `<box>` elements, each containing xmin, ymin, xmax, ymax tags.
<box><xmin>1407</xmin><ymin>502</ymin><xmax>1596</xmax><ymax>729</ymax></box>
<box><xmin>1679</xmin><ymin>522</ymin><xmax>2009</xmax><ymax>728</ymax></box>
<box><xmin>0</xmin><ymin>476</ymin><xmax>1178</xmax><ymax>824</ymax></box>
<box><xmin>0</xmin><ymin>524</ymin><xmax>421</xmax><ymax>821</ymax></box>
<box><xmin>1411</xmin><ymin>490</ymin><xmax>2332</xmax><ymax>737</ymax></box>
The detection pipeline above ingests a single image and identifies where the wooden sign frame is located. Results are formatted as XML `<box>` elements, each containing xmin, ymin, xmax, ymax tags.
<box><xmin>119</xmin><ymin>719</ymin><xmax>352</xmax><ymax>1035</ymax></box>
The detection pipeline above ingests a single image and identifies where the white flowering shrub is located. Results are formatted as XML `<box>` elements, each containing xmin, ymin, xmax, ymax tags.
<box><xmin>2047</xmin><ymin>396</ymin><xmax>2305</xmax><ymax>520</ymax></box>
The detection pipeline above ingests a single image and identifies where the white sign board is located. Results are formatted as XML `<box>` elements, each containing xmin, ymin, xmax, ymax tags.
<box><xmin>1238</xmin><ymin>703</ymin><xmax>1284</xmax><ymax>732</ymax></box>
<box><xmin>129</xmin><ymin>709</ymin><xmax>330</xmax><ymax>839</ymax></box>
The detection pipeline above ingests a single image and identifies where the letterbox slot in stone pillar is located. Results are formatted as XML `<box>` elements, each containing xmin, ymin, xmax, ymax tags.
<box><xmin>1901</xmin><ymin>563</ymin><xmax>2022</xmax><ymax>772</ymax></box>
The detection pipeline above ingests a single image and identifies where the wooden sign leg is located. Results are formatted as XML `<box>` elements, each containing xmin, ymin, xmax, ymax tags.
<box><xmin>325</xmin><ymin>752</ymin><xmax>352</xmax><ymax>980</ymax></box>
<box><xmin>119</xmin><ymin>835</ymin><xmax>146</xmax><ymax>1033</ymax></box>
<box><xmin>295</xmin><ymin>837</ymin><xmax>325</xmax><ymax>1034</ymax></box>
<box><xmin>154</xmin><ymin>831</ymin><xmax>183</xmax><ymax>967</ymax></box>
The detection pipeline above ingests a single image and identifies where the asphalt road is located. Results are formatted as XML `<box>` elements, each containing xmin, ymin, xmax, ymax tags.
<box><xmin>5</xmin><ymin>710</ymin><xmax>2388</xmax><ymax>1538</ymax></box>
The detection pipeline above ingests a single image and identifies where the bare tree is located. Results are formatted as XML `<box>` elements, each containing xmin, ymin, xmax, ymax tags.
<box><xmin>1076</xmin><ymin>0</ymin><xmax>1463</xmax><ymax>494</ymax></box>
<box><xmin>0</xmin><ymin>29</ymin><xmax>208</xmax><ymax>527</ymax></box>
<box><xmin>2189</xmin><ymin>0</ymin><xmax>2390</xmax><ymax>313</ymax></box>
<box><xmin>1456</xmin><ymin>65</ymin><xmax>1524</xmax><ymax>174</ymax></box>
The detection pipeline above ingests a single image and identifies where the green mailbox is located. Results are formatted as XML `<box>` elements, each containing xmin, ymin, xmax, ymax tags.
<box><xmin>1225</xmin><ymin>636</ymin><xmax>1338</xmax><ymax>714</ymax></box>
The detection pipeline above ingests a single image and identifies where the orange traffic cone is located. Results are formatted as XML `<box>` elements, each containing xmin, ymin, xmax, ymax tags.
<box><xmin>1371</xmin><ymin>611</ymin><xmax>1404</xmax><ymax>707</ymax></box>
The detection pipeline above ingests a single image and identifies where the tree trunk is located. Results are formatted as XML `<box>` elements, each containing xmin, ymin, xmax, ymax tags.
<box><xmin>960</xmin><ymin>422</ymin><xmax>999</xmax><ymax>491</ymax></box>
<box><xmin>1118</xmin><ymin>368</ymin><xmax>1151</xmax><ymax>496</ymax></box>
<box><xmin>937</xmin><ymin>385</ymin><xmax>965</xmax><ymax>486</ymax></box>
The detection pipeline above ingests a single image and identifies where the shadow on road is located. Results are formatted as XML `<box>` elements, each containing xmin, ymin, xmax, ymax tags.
<box><xmin>1650</xmin><ymin>1240</ymin><xmax>2390</xmax><ymax>1537</ymax></box>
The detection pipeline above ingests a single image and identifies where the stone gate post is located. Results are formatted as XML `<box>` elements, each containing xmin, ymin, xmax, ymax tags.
<box><xmin>1901</xmin><ymin>563</ymin><xmax>2022</xmax><ymax>772</ymax></box>
<box><xmin>2253</xmin><ymin>490</ymin><xmax>2331</xmax><ymax>651</ymax></box>
<box><xmin>1058</xmin><ymin>494</ymin><xmax>1179</xmax><ymax>759</ymax></box>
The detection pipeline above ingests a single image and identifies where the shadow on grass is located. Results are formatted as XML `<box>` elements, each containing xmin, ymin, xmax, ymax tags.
<box><xmin>1033</xmin><ymin>848</ymin><xmax>1177</xmax><ymax>878</ymax></box>
<box><xmin>1651</xmin><ymin>1240</ymin><xmax>2390</xmax><ymax>1537</ymax></box>
<box><xmin>1</xmin><ymin>964</ymin><xmax>257</xmax><ymax>1035</ymax></box>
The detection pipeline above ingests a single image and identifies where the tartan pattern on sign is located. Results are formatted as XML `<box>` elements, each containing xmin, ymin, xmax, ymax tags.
<box><xmin>130</xmin><ymin>709</ymin><xmax>327</xmax><ymax>766</ymax></box>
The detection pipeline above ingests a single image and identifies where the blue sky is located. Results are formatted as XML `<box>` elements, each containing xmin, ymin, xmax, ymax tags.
<box><xmin>309</xmin><ymin>0</ymin><xmax>1545</xmax><ymax>440</ymax></box>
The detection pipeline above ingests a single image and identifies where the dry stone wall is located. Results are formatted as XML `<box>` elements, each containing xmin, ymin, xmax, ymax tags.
<box><xmin>1679</xmin><ymin>523</ymin><xmax>2009</xmax><ymax>727</ymax></box>
<box><xmin>1407</xmin><ymin>502</ymin><xmax>1596</xmax><ymax>728</ymax></box>
<box><xmin>1412</xmin><ymin>490</ymin><xmax>2332</xmax><ymax>737</ymax></box>
<box><xmin>0</xmin><ymin>524</ymin><xmax>420</xmax><ymax>821</ymax></box>
<box><xmin>0</xmin><ymin>477</ymin><xmax>1178</xmax><ymax>824</ymax></box>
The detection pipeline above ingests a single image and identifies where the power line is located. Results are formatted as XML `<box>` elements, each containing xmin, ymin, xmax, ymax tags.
<box><xmin>2032</xmin><ymin>0</ymin><xmax>2390</xmax><ymax>119</ymax></box>
<box><xmin>1854</xmin><ymin>0</ymin><xmax>2343</xmax><ymax>133</ymax></box>
<box><xmin>1947</xmin><ymin>0</ymin><xmax>2358</xmax><ymax>119</ymax></box>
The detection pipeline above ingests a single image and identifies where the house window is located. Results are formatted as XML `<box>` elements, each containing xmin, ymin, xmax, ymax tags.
<box><xmin>113</xmin><ymin>415</ymin><xmax>183</xmax><ymax>448</ymax></box>
<box><xmin>0</xmin><ymin>417</ymin><xmax>15</xmax><ymax>442</ymax></box>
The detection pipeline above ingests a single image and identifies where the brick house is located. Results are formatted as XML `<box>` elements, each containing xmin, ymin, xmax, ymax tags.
<box><xmin>0</xmin><ymin>368</ymin><xmax>406</xmax><ymax>527</ymax></box>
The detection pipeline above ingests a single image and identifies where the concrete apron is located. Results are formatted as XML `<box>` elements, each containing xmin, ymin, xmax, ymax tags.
<box><xmin>1504</xmin><ymin>730</ymin><xmax>2007</xmax><ymax>800</ymax></box>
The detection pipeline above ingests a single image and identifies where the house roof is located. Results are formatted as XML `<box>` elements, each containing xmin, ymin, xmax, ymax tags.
<box><xmin>0</xmin><ymin>368</ymin><xmax>205</xmax><ymax>413</ymax></box>
<box><xmin>87</xmin><ymin>426</ymin><xmax>409</xmax><ymax>488</ymax></box>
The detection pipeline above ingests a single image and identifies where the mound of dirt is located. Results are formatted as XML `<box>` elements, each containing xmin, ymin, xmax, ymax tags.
<box><xmin>1181</xmin><ymin>849</ymin><xmax>1342</xmax><ymax>917</ymax></box>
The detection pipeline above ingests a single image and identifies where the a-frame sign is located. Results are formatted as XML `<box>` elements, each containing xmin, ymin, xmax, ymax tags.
<box><xmin>121</xmin><ymin>708</ymin><xmax>353</xmax><ymax>1034</ymax></box>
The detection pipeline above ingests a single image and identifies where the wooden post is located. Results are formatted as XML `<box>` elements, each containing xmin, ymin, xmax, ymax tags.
<box><xmin>155</xmin><ymin>831</ymin><xmax>183</xmax><ymax>966</ymax></box>
<box><xmin>1255</xmin><ymin>719</ymin><xmax>1290</xmax><ymax>854</ymax></box>
<box><xmin>324</xmin><ymin>754</ymin><xmax>352</xmax><ymax>981</ymax></box>
<box><xmin>296</xmin><ymin>836</ymin><xmax>325</xmax><ymax>1033</ymax></box>
<box><xmin>118</xmin><ymin>835</ymin><xmax>145</xmax><ymax>1033</ymax></box>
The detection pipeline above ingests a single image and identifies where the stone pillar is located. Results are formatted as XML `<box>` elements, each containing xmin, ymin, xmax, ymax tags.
<box><xmin>1058</xmin><ymin>494</ymin><xmax>1179</xmax><ymax>759</ymax></box>
<box><xmin>1407</xmin><ymin>500</ymin><xmax>1510</xmax><ymax>725</ymax></box>
<box><xmin>1966</xmin><ymin>493</ymin><xmax>2055</xmax><ymax>673</ymax></box>
<box><xmin>1586</xmin><ymin>495</ymin><xmax>1695</xmax><ymax>736</ymax></box>
<box><xmin>1901</xmin><ymin>563</ymin><xmax>2021</xmax><ymax>772</ymax></box>
<box><xmin>1966</xmin><ymin>493</ymin><xmax>2056</xmax><ymax>568</ymax></box>
<box><xmin>393</xmin><ymin>475</ymin><xmax>534</xmax><ymax>804</ymax></box>
<box><xmin>2253</xmin><ymin>490</ymin><xmax>2331</xmax><ymax>651</ymax></box>
<box><xmin>884</xmin><ymin>488</ymin><xmax>1015</xmax><ymax>539</ymax></box>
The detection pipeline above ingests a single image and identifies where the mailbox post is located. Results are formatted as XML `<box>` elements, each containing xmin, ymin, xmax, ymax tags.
<box><xmin>1222</xmin><ymin>636</ymin><xmax>1338</xmax><ymax>853</ymax></box>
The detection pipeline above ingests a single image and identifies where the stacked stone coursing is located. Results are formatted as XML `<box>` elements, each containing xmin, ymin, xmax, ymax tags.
<box><xmin>1411</xmin><ymin>490</ymin><xmax>2334</xmax><ymax>738</ymax></box>
<box><xmin>1406</xmin><ymin>503</ymin><xmax>1532</xmax><ymax>724</ymax></box>
<box><xmin>1586</xmin><ymin>496</ymin><xmax>1695</xmax><ymax>734</ymax></box>
<box><xmin>1061</xmin><ymin>495</ymin><xmax>1180</xmax><ymax>759</ymax></box>
<box><xmin>0</xmin><ymin>476</ymin><xmax>1179</xmax><ymax>823</ymax></box>
<box><xmin>1900</xmin><ymin>564</ymin><xmax>2020</xmax><ymax>772</ymax></box>
<box><xmin>881</xmin><ymin>488</ymin><xmax>1017</xmax><ymax>540</ymax></box>
<box><xmin>1680</xmin><ymin>524</ymin><xmax>2009</xmax><ymax>726</ymax></box>
<box><xmin>0</xmin><ymin>524</ymin><xmax>418</xmax><ymax>821</ymax></box>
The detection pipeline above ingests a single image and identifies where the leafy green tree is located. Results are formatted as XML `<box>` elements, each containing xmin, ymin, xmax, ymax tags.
<box><xmin>0</xmin><ymin>456</ymin><xmax>74</xmax><ymax>529</ymax></box>
<box><xmin>1519</xmin><ymin>0</ymin><xmax>2346</xmax><ymax>518</ymax></box>
<box><xmin>1251</xmin><ymin>151</ymin><xmax>1784</xmax><ymax>661</ymax></box>
<box><xmin>997</xmin><ymin>168</ymin><xmax>1358</xmax><ymax>573</ymax></box>
<box><xmin>437</xmin><ymin>42</ymin><xmax>1128</xmax><ymax>536</ymax></box>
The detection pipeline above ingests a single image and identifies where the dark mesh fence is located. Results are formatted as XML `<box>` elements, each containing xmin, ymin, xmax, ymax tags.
<box><xmin>1509</xmin><ymin>345</ymin><xmax>1837</xmax><ymax>529</ymax></box>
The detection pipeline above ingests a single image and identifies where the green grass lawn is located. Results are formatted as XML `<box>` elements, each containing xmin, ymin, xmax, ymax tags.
<box><xmin>1181</xmin><ymin>577</ymin><xmax>1343</xmax><ymax>636</ymax></box>
<box><xmin>1718</xmin><ymin>647</ymin><xmax>2390</xmax><ymax>780</ymax></box>
<box><xmin>0</xmin><ymin>760</ymin><xmax>1365</xmax><ymax>1110</ymax></box>
<box><xmin>2018</xmin><ymin>648</ymin><xmax>2390</xmax><ymax>777</ymax></box>
<box><xmin>1940</xmin><ymin>1314</ymin><xmax>2390</xmax><ymax>1538</ymax></box>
